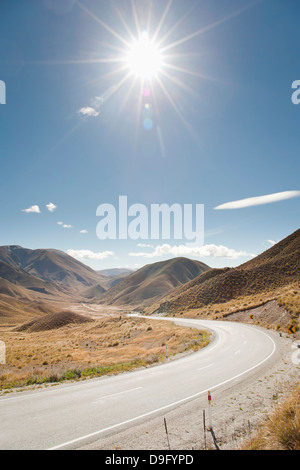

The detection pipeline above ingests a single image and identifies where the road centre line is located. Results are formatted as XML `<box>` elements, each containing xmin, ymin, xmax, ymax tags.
<box><xmin>93</xmin><ymin>387</ymin><xmax>142</xmax><ymax>403</ymax></box>
<box><xmin>197</xmin><ymin>363</ymin><xmax>214</xmax><ymax>371</ymax></box>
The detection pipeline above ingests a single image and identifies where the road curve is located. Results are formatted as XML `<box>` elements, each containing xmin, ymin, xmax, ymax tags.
<box><xmin>0</xmin><ymin>317</ymin><xmax>279</xmax><ymax>450</ymax></box>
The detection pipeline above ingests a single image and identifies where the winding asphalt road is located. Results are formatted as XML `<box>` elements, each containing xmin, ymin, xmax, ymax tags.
<box><xmin>0</xmin><ymin>317</ymin><xmax>279</xmax><ymax>450</ymax></box>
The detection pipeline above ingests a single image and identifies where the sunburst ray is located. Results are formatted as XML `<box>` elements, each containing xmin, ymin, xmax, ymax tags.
<box><xmin>160</xmin><ymin>1</ymin><xmax>260</xmax><ymax>53</ymax></box>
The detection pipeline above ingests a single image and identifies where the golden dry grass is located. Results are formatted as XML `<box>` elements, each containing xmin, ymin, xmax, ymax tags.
<box><xmin>0</xmin><ymin>314</ymin><xmax>210</xmax><ymax>391</ymax></box>
<box><xmin>148</xmin><ymin>282</ymin><xmax>300</xmax><ymax>333</ymax></box>
<box><xmin>278</xmin><ymin>289</ymin><xmax>300</xmax><ymax>318</ymax></box>
<box><xmin>242</xmin><ymin>382</ymin><xmax>300</xmax><ymax>450</ymax></box>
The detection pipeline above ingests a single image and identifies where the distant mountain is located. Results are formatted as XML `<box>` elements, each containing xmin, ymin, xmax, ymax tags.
<box><xmin>0</xmin><ymin>246</ymin><xmax>106</xmax><ymax>292</ymax></box>
<box><xmin>148</xmin><ymin>229</ymin><xmax>300</xmax><ymax>314</ymax></box>
<box><xmin>98</xmin><ymin>268</ymin><xmax>134</xmax><ymax>278</ymax></box>
<box><xmin>100</xmin><ymin>257</ymin><xmax>211</xmax><ymax>308</ymax></box>
<box><xmin>97</xmin><ymin>268</ymin><xmax>134</xmax><ymax>289</ymax></box>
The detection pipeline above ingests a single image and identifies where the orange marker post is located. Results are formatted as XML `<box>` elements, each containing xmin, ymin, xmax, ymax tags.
<box><xmin>207</xmin><ymin>391</ymin><xmax>212</xmax><ymax>430</ymax></box>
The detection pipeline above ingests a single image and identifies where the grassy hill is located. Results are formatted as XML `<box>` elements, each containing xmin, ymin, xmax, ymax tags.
<box><xmin>101</xmin><ymin>257</ymin><xmax>211</xmax><ymax>307</ymax></box>
<box><xmin>147</xmin><ymin>229</ymin><xmax>300</xmax><ymax>320</ymax></box>
<box><xmin>82</xmin><ymin>284</ymin><xmax>107</xmax><ymax>301</ymax></box>
<box><xmin>15</xmin><ymin>311</ymin><xmax>93</xmax><ymax>333</ymax></box>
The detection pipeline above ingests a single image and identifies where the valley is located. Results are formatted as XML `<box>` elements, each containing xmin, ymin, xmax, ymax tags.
<box><xmin>0</xmin><ymin>230</ymin><xmax>299</xmax><ymax>449</ymax></box>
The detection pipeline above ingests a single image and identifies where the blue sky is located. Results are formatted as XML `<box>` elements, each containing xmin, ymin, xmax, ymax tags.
<box><xmin>0</xmin><ymin>0</ymin><xmax>299</xmax><ymax>271</ymax></box>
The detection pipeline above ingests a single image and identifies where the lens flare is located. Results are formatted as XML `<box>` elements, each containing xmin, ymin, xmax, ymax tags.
<box><xmin>126</xmin><ymin>35</ymin><xmax>163</xmax><ymax>79</ymax></box>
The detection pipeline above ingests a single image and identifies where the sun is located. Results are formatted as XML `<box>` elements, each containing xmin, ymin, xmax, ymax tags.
<box><xmin>125</xmin><ymin>33</ymin><xmax>163</xmax><ymax>80</ymax></box>
<box><xmin>71</xmin><ymin>0</ymin><xmax>255</xmax><ymax>145</ymax></box>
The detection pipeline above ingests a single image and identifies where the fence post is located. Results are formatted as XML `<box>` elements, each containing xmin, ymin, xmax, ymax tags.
<box><xmin>164</xmin><ymin>418</ymin><xmax>171</xmax><ymax>450</ymax></box>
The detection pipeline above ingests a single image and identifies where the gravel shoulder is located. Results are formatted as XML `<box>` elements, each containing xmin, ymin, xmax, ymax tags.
<box><xmin>78</xmin><ymin>327</ymin><xmax>299</xmax><ymax>451</ymax></box>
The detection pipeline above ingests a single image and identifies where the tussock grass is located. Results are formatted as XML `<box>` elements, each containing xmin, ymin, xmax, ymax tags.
<box><xmin>242</xmin><ymin>382</ymin><xmax>300</xmax><ymax>450</ymax></box>
<box><xmin>278</xmin><ymin>290</ymin><xmax>300</xmax><ymax>318</ymax></box>
<box><xmin>0</xmin><ymin>315</ymin><xmax>210</xmax><ymax>391</ymax></box>
<box><xmin>147</xmin><ymin>283</ymin><xmax>300</xmax><ymax>333</ymax></box>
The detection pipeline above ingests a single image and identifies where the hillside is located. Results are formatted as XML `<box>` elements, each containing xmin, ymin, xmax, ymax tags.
<box><xmin>0</xmin><ymin>260</ymin><xmax>70</xmax><ymax>300</ymax></box>
<box><xmin>0</xmin><ymin>246</ymin><xmax>106</xmax><ymax>292</ymax></box>
<box><xmin>100</xmin><ymin>257</ymin><xmax>211</xmax><ymax>307</ymax></box>
<box><xmin>82</xmin><ymin>284</ymin><xmax>107</xmax><ymax>302</ymax></box>
<box><xmin>0</xmin><ymin>293</ymin><xmax>61</xmax><ymax>325</ymax></box>
<box><xmin>15</xmin><ymin>311</ymin><xmax>93</xmax><ymax>333</ymax></box>
<box><xmin>148</xmin><ymin>229</ymin><xmax>300</xmax><ymax>315</ymax></box>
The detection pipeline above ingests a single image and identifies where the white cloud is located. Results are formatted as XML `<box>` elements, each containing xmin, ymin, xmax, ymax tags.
<box><xmin>129</xmin><ymin>244</ymin><xmax>254</xmax><ymax>260</ymax></box>
<box><xmin>214</xmin><ymin>191</ymin><xmax>300</xmax><ymax>210</ymax></box>
<box><xmin>78</xmin><ymin>106</ymin><xmax>99</xmax><ymax>118</ymax></box>
<box><xmin>57</xmin><ymin>221</ymin><xmax>72</xmax><ymax>229</ymax></box>
<box><xmin>22</xmin><ymin>205</ymin><xmax>41</xmax><ymax>214</ymax></box>
<box><xmin>137</xmin><ymin>243</ymin><xmax>154</xmax><ymax>248</ymax></box>
<box><xmin>67</xmin><ymin>249</ymin><xmax>114</xmax><ymax>261</ymax></box>
<box><xmin>80</xmin><ymin>230</ymin><xmax>88</xmax><ymax>234</ymax></box>
<box><xmin>46</xmin><ymin>202</ymin><xmax>57</xmax><ymax>213</ymax></box>
<box><xmin>267</xmin><ymin>239</ymin><xmax>277</xmax><ymax>246</ymax></box>
<box><xmin>78</xmin><ymin>96</ymin><xmax>104</xmax><ymax>119</ymax></box>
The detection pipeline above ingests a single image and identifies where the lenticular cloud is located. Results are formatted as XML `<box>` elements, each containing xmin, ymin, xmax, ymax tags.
<box><xmin>214</xmin><ymin>191</ymin><xmax>300</xmax><ymax>210</ymax></box>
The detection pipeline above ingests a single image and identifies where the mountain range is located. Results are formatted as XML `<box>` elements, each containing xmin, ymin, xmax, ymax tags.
<box><xmin>0</xmin><ymin>246</ymin><xmax>209</xmax><ymax>317</ymax></box>
<box><xmin>0</xmin><ymin>228</ymin><xmax>299</xmax><ymax>323</ymax></box>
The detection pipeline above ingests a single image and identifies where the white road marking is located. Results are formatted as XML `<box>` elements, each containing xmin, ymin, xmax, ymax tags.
<box><xmin>93</xmin><ymin>387</ymin><xmax>142</xmax><ymax>403</ymax></box>
<box><xmin>197</xmin><ymin>363</ymin><xmax>214</xmax><ymax>371</ymax></box>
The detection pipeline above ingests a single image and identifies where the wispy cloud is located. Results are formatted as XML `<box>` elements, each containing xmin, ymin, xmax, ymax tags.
<box><xmin>129</xmin><ymin>244</ymin><xmax>254</xmax><ymax>260</ymax></box>
<box><xmin>266</xmin><ymin>239</ymin><xmax>277</xmax><ymax>246</ymax></box>
<box><xmin>137</xmin><ymin>243</ymin><xmax>154</xmax><ymax>248</ymax></box>
<box><xmin>22</xmin><ymin>205</ymin><xmax>41</xmax><ymax>214</ymax></box>
<box><xmin>46</xmin><ymin>202</ymin><xmax>57</xmax><ymax>213</ymax></box>
<box><xmin>214</xmin><ymin>191</ymin><xmax>300</xmax><ymax>210</ymax></box>
<box><xmin>67</xmin><ymin>249</ymin><xmax>114</xmax><ymax>261</ymax></box>
<box><xmin>80</xmin><ymin>230</ymin><xmax>88</xmax><ymax>234</ymax></box>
